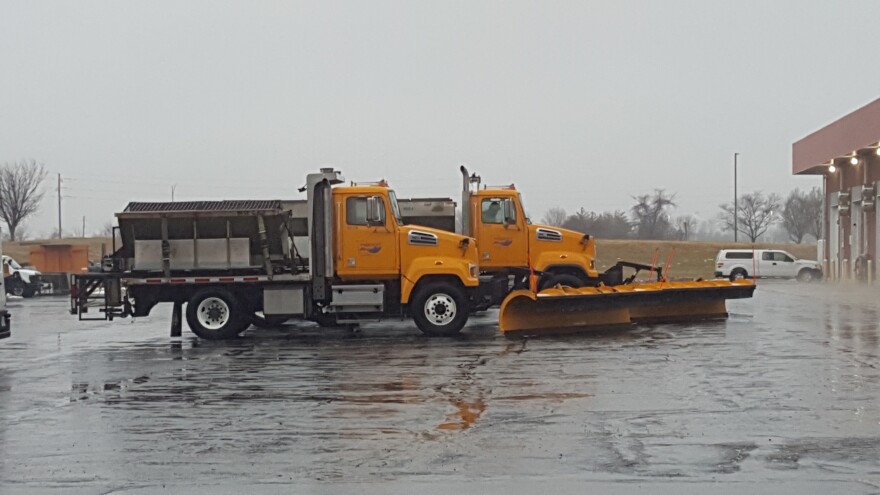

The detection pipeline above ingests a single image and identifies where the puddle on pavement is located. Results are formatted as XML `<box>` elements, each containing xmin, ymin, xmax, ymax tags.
<box><xmin>437</xmin><ymin>399</ymin><xmax>487</xmax><ymax>430</ymax></box>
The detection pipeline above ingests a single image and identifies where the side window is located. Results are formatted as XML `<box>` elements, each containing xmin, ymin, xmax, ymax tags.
<box><xmin>346</xmin><ymin>197</ymin><xmax>385</xmax><ymax>226</ymax></box>
<box><xmin>775</xmin><ymin>252</ymin><xmax>793</xmax><ymax>262</ymax></box>
<box><xmin>725</xmin><ymin>252</ymin><xmax>752</xmax><ymax>259</ymax></box>
<box><xmin>761</xmin><ymin>252</ymin><xmax>773</xmax><ymax>261</ymax></box>
<box><xmin>481</xmin><ymin>198</ymin><xmax>511</xmax><ymax>224</ymax></box>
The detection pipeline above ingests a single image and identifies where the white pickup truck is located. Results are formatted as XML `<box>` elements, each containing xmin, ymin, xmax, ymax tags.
<box><xmin>2</xmin><ymin>254</ymin><xmax>42</xmax><ymax>298</ymax></box>
<box><xmin>715</xmin><ymin>249</ymin><xmax>822</xmax><ymax>282</ymax></box>
<box><xmin>0</xmin><ymin>238</ymin><xmax>11</xmax><ymax>338</ymax></box>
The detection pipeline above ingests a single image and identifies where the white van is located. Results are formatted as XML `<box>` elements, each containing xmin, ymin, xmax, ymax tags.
<box><xmin>715</xmin><ymin>249</ymin><xmax>822</xmax><ymax>282</ymax></box>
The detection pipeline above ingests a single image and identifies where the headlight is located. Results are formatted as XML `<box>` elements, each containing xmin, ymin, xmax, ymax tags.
<box><xmin>468</xmin><ymin>263</ymin><xmax>478</xmax><ymax>278</ymax></box>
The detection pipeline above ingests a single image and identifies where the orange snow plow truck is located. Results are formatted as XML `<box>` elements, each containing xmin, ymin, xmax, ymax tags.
<box><xmin>456</xmin><ymin>166</ymin><xmax>756</xmax><ymax>333</ymax></box>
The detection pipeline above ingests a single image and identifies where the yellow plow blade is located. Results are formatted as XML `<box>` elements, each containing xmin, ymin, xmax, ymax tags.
<box><xmin>498</xmin><ymin>280</ymin><xmax>756</xmax><ymax>334</ymax></box>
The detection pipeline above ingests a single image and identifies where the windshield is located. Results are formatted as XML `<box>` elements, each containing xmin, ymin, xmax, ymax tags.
<box><xmin>518</xmin><ymin>193</ymin><xmax>531</xmax><ymax>225</ymax></box>
<box><xmin>388</xmin><ymin>190</ymin><xmax>404</xmax><ymax>225</ymax></box>
<box><xmin>7</xmin><ymin>258</ymin><xmax>21</xmax><ymax>269</ymax></box>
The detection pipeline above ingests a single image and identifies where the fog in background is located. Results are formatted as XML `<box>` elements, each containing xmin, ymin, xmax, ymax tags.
<box><xmin>2</xmin><ymin>1</ymin><xmax>879</xmax><ymax>237</ymax></box>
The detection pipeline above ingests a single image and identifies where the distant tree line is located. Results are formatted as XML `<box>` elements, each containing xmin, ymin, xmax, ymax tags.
<box><xmin>542</xmin><ymin>186</ymin><xmax>823</xmax><ymax>243</ymax></box>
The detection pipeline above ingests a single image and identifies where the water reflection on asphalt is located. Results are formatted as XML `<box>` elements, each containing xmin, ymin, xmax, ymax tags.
<box><xmin>1</xmin><ymin>281</ymin><xmax>879</xmax><ymax>493</ymax></box>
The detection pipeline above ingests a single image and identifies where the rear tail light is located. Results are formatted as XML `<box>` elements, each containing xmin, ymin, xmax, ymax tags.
<box><xmin>716</xmin><ymin>262</ymin><xmax>723</xmax><ymax>268</ymax></box>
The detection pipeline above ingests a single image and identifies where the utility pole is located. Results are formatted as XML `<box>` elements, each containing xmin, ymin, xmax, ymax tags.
<box><xmin>82</xmin><ymin>216</ymin><xmax>86</xmax><ymax>238</ymax></box>
<box><xmin>733</xmin><ymin>153</ymin><xmax>738</xmax><ymax>243</ymax></box>
<box><xmin>171</xmin><ymin>184</ymin><xmax>177</xmax><ymax>202</ymax></box>
<box><xmin>57</xmin><ymin>173</ymin><xmax>62</xmax><ymax>239</ymax></box>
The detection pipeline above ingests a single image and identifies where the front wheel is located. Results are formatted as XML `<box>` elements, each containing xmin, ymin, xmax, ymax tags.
<box><xmin>185</xmin><ymin>288</ymin><xmax>249</xmax><ymax>340</ymax></box>
<box><xmin>539</xmin><ymin>273</ymin><xmax>584</xmax><ymax>290</ymax></box>
<box><xmin>411</xmin><ymin>282</ymin><xmax>469</xmax><ymax>336</ymax></box>
<box><xmin>797</xmin><ymin>269</ymin><xmax>820</xmax><ymax>283</ymax></box>
<box><xmin>9</xmin><ymin>282</ymin><xmax>24</xmax><ymax>297</ymax></box>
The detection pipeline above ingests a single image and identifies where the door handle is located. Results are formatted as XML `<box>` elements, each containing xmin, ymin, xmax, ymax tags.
<box><xmin>772</xmin><ymin>262</ymin><xmax>777</xmax><ymax>265</ymax></box>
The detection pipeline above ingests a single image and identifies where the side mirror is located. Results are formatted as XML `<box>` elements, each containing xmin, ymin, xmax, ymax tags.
<box><xmin>366</xmin><ymin>197</ymin><xmax>383</xmax><ymax>226</ymax></box>
<box><xmin>503</xmin><ymin>198</ymin><xmax>515</xmax><ymax>226</ymax></box>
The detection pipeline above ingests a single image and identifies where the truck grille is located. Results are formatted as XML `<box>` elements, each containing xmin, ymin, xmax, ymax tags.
<box><xmin>536</xmin><ymin>228</ymin><xmax>562</xmax><ymax>242</ymax></box>
<box><xmin>408</xmin><ymin>230</ymin><xmax>438</xmax><ymax>246</ymax></box>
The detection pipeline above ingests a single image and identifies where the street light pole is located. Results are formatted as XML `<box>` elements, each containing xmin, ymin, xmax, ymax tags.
<box><xmin>734</xmin><ymin>153</ymin><xmax>738</xmax><ymax>243</ymax></box>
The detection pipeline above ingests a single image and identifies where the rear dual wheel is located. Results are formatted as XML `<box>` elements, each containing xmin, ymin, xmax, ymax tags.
<box><xmin>186</xmin><ymin>288</ymin><xmax>250</xmax><ymax>340</ymax></box>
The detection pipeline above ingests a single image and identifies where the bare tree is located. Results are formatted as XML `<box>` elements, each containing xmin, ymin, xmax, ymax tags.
<box><xmin>100</xmin><ymin>221</ymin><xmax>114</xmax><ymax>237</ymax></box>
<box><xmin>0</xmin><ymin>160</ymin><xmax>48</xmax><ymax>241</ymax></box>
<box><xmin>781</xmin><ymin>187</ymin><xmax>822</xmax><ymax>243</ymax></box>
<box><xmin>631</xmin><ymin>189</ymin><xmax>676</xmax><ymax>239</ymax></box>
<box><xmin>561</xmin><ymin>208</ymin><xmax>632</xmax><ymax>239</ymax></box>
<box><xmin>541</xmin><ymin>207</ymin><xmax>568</xmax><ymax>226</ymax></box>
<box><xmin>718</xmin><ymin>191</ymin><xmax>780</xmax><ymax>243</ymax></box>
<box><xmin>674</xmin><ymin>215</ymin><xmax>697</xmax><ymax>240</ymax></box>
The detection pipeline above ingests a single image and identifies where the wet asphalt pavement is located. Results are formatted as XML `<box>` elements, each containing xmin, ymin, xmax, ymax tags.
<box><xmin>1</xmin><ymin>280</ymin><xmax>880</xmax><ymax>494</ymax></box>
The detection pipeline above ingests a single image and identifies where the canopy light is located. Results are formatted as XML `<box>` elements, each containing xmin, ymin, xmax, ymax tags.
<box><xmin>876</xmin><ymin>147</ymin><xmax>880</xmax><ymax>156</ymax></box>
<box><xmin>828</xmin><ymin>164</ymin><xmax>837</xmax><ymax>173</ymax></box>
<box><xmin>850</xmin><ymin>156</ymin><xmax>859</xmax><ymax>165</ymax></box>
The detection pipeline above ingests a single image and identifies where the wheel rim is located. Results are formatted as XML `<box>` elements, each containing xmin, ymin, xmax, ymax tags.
<box><xmin>801</xmin><ymin>271</ymin><xmax>812</xmax><ymax>281</ymax></box>
<box><xmin>424</xmin><ymin>293</ymin><xmax>457</xmax><ymax>326</ymax></box>
<box><xmin>197</xmin><ymin>297</ymin><xmax>231</xmax><ymax>330</ymax></box>
<box><xmin>733</xmin><ymin>271</ymin><xmax>745</xmax><ymax>280</ymax></box>
<box><xmin>12</xmin><ymin>286</ymin><xmax>23</xmax><ymax>296</ymax></box>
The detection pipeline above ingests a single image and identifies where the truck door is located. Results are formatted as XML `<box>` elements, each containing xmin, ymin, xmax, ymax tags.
<box><xmin>759</xmin><ymin>251</ymin><xmax>775</xmax><ymax>277</ymax></box>
<box><xmin>475</xmin><ymin>197</ymin><xmax>527</xmax><ymax>269</ymax></box>
<box><xmin>336</xmin><ymin>195</ymin><xmax>399</xmax><ymax>277</ymax></box>
<box><xmin>774</xmin><ymin>251</ymin><xmax>796</xmax><ymax>277</ymax></box>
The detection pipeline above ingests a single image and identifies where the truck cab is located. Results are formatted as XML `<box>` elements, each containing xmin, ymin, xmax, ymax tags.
<box><xmin>326</xmin><ymin>179</ymin><xmax>481</xmax><ymax>332</ymax></box>
<box><xmin>460</xmin><ymin>167</ymin><xmax>600</xmax><ymax>289</ymax></box>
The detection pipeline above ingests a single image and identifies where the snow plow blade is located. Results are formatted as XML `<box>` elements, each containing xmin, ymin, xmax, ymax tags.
<box><xmin>498</xmin><ymin>280</ymin><xmax>756</xmax><ymax>333</ymax></box>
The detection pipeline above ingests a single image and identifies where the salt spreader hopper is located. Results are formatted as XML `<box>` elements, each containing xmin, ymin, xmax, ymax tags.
<box><xmin>498</xmin><ymin>279</ymin><xmax>756</xmax><ymax>333</ymax></box>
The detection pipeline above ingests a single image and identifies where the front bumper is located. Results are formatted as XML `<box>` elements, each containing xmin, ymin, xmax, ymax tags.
<box><xmin>714</xmin><ymin>271</ymin><xmax>723</xmax><ymax>277</ymax></box>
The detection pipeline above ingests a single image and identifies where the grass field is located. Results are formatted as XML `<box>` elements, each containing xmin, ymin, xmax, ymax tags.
<box><xmin>3</xmin><ymin>236</ymin><xmax>818</xmax><ymax>280</ymax></box>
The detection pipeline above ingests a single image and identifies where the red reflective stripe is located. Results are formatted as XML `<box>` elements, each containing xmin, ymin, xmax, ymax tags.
<box><xmin>146</xmin><ymin>279</ymin><xmax>163</xmax><ymax>284</ymax></box>
<box><xmin>242</xmin><ymin>277</ymin><xmax>259</xmax><ymax>282</ymax></box>
<box><xmin>218</xmin><ymin>277</ymin><xmax>234</xmax><ymax>282</ymax></box>
<box><xmin>194</xmin><ymin>278</ymin><xmax>211</xmax><ymax>283</ymax></box>
<box><xmin>170</xmin><ymin>278</ymin><xmax>186</xmax><ymax>283</ymax></box>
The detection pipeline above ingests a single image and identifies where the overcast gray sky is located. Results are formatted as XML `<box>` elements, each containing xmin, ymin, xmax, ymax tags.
<box><xmin>2</xmin><ymin>0</ymin><xmax>879</xmax><ymax>237</ymax></box>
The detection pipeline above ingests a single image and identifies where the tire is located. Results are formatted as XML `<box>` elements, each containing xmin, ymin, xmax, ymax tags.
<box><xmin>539</xmin><ymin>273</ymin><xmax>583</xmax><ymax>290</ymax></box>
<box><xmin>185</xmin><ymin>288</ymin><xmax>248</xmax><ymax>340</ymax></box>
<box><xmin>411</xmin><ymin>281</ymin><xmax>469</xmax><ymax>336</ymax></box>
<box><xmin>797</xmin><ymin>269</ymin><xmax>816</xmax><ymax>283</ymax></box>
<box><xmin>9</xmin><ymin>283</ymin><xmax>24</xmax><ymax>297</ymax></box>
<box><xmin>729</xmin><ymin>268</ymin><xmax>748</xmax><ymax>281</ymax></box>
<box><xmin>21</xmin><ymin>287</ymin><xmax>36</xmax><ymax>298</ymax></box>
